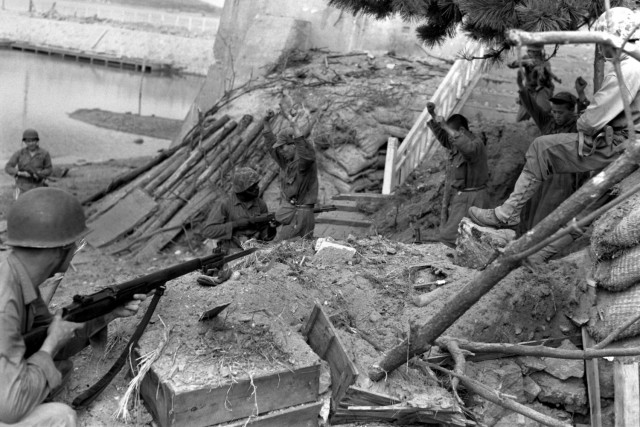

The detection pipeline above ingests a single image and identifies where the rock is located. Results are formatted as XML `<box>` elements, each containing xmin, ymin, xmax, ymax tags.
<box><xmin>466</xmin><ymin>359</ymin><xmax>524</xmax><ymax>426</ymax></box>
<box><xmin>541</xmin><ymin>340</ymin><xmax>584</xmax><ymax>380</ymax></box>
<box><xmin>529</xmin><ymin>372</ymin><xmax>588</xmax><ymax>414</ymax></box>
<box><xmin>454</xmin><ymin>217</ymin><xmax>516</xmax><ymax>269</ymax></box>
<box><xmin>523</xmin><ymin>375</ymin><xmax>541</xmax><ymax>402</ymax></box>
<box><xmin>313</xmin><ymin>240</ymin><xmax>356</xmax><ymax>265</ymax></box>
<box><xmin>515</xmin><ymin>356</ymin><xmax>547</xmax><ymax>375</ymax></box>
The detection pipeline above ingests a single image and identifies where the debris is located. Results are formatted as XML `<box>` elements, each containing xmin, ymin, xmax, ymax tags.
<box><xmin>454</xmin><ymin>217</ymin><xmax>516</xmax><ymax>269</ymax></box>
<box><xmin>198</xmin><ymin>302</ymin><xmax>231</xmax><ymax>322</ymax></box>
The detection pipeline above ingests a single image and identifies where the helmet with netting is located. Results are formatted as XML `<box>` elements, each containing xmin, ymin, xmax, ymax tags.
<box><xmin>6</xmin><ymin>188</ymin><xmax>89</xmax><ymax>248</ymax></box>
<box><xmin>593</xmin><ymin>7</ymin><xmax>640</xmax><ymax>41</ymax></box>
<box><xmin>232</xmin><ymin>167</ymin><xmax>261</xmax><ymax>193</ymax></box>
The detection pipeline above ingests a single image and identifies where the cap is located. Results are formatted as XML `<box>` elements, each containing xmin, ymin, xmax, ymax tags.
<box><xmin>549</xmin><ymin>92</ymin><xmax>577</xmax><ymax>107</ymax></box>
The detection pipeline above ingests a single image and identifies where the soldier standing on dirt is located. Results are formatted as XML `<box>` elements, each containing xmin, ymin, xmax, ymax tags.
<box><xmin>469</xmin><ymin>7</ymin><xmax>640</xmax><ymax>231</ymax></box>
<box><xmin>263</xmin><ymin>107</ymin><xmax>319</xmax><ymax>240</ymax></box>
<box><xmin>427</xmin><ymin>102</ymin><xmax>490</xmax><ymax>248</ymax></box>
<box><xmin>0</xmin><ymin>188</ymin><xmax>147</xmax><ymax>426</ymax></box>
<box><xmin>198</xmin><ymin>167</ymin><xmax>276</xmax><ymax>286</ymax></box>
<box><xmin>5</xmin><ymin>129</ymin><xmax>53</xmax><ymax>200</ymax></box>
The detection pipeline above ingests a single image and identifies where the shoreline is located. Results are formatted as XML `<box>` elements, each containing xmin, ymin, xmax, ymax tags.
<box><xmin>0</xmin><ymin>11</ymin><xmax>215</xmax><ymax>76</ymax></box>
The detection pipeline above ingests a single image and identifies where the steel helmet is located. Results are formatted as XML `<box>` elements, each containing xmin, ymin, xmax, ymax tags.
<box><xmin>22</xmin><ymin>128</ymin><xmax>39</xmax><ymax>141</ymax></box>
<box><xmin>273</xmin><ymin>127</ymin><xmax>295</xmax><ymax>149</ymax></box>
<box><xmin>6</xmin><ymin>188</ymin><xmax>90</xmax><ymax>248</ymax></box>
<box><xmin>232</xmin><ymin>167</ymin><xmax>261</xmax><ymax>193</ymax></box>
<box><xmin>593</xmin><ymin>7</ymin><xmax>640</xmax><ymax>41</ymax></box>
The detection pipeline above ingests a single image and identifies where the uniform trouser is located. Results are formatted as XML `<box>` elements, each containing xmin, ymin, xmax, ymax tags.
<box><xmin>0</xmin><ymin>403</ymin><xmax>76</xmax><ymax>427</ymax></box>
<box><xmin>495</xmin><ymin>132</ymin><xmax>623</xmax><ymax>223</ymax></box>
<box><xmin>440</xmin><ymin>188</ymin><xmax>491</xmax><ymax>246</ymax></box>
<box><xmin>278</xmin><ymin>206</ymin><xmax>315</xmax><ymax>240</ymax></box>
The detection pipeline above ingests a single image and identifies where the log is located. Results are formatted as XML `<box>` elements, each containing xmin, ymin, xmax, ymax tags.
<box><xmin>154</xmin><ymin>121</ymin><xmax>238</xmax><ymax>198</ymax></box>
<box><xmin>433</xmin><ymin>336</ymin><xmax>640</xmax><ymax>360</ymax></box>
<box><xmin>425</xmin><ymin>363</ymin><xmax>571</xmax><ymax>427</ymax></box>
<box><xmin>143</xmin><ymin>149</ymin><xmax>189</xmax><ymax>194</ymax></box>
<box><xmin>368</xmin><ymin>137</ymin><xmax>640</xmax><ymax>381</ymax></box>
<box><xmin>81</xmin><ymin>140</ymin><xmax>188</xmax><ymax>205</ymax></box>
<box><xmin>614</xmin><ymin>360</ymin><xmax>640</xmax><ymax>427</ymax></box>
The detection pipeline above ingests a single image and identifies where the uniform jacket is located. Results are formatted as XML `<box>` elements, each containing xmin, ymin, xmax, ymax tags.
<box><xmin>427</xmin><ymin>120</ymin><xmax>489</xmax><ymax>190</ymax></box>
<box><xmin>0</xmin><ymin>254</ymin><xmax>107</xmax><ymax>423</ymax></box>
<box><xmin>264</xmin><ymin>131</ymin><xmax>318</xmax><ymax>205</ymax></box>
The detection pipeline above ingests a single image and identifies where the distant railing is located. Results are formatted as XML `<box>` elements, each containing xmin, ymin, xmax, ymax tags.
<box><xmin>382</xmin><ymin>41</ymin><xmax>487</xmax><ymax>194</ymax></box>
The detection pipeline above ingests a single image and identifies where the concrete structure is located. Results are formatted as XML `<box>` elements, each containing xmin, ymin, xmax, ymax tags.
<box><xmin>176</xmin><ymin>0</ymin><xmax>464</xmax><ymax>144</ymax></box>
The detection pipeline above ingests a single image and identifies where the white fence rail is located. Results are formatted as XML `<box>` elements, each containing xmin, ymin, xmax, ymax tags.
<box><xmin>382</xmin><ymin>41</ymin><xmax>487</xmax><ymax>194</ymax></box>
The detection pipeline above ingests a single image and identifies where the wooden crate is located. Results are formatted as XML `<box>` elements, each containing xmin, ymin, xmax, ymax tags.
<box><xmin>136</xmin><ymin>320</ymin><xmax>321</xmax><ymax>427</ymax></box>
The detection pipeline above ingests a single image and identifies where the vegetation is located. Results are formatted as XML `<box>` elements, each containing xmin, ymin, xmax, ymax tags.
<box><xmin>328</xmin><ymin>0</ymin><xmax>633</xmax><ymax>57</ymax></box>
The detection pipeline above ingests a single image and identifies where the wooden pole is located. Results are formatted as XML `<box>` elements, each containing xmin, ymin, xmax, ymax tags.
<box><xmin>614</xmin><ymin>360</ymin><xmax>640</xmax><ymax>427</ymax></box>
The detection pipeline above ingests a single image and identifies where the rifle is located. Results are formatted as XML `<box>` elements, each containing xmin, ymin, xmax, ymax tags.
<box><xmin>22</xmin><ymin>248</ymin><xmax>257</xmax><ymax>408</ymax></box>
<box><xmin>239</xmin><ymin>204</ymin><xmax>338</xmax><ymax>228</ymax></box>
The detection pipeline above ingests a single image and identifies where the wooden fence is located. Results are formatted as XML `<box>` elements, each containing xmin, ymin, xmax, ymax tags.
<box><xmin>382</xmin><ymin>41</ymin><xmax>487</xmax><ymax>194</ymax></box>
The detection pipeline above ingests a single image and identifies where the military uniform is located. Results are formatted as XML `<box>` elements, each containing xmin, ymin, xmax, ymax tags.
<box><xmin>5</xmin><ymin>146</ymin><xmax>52</xmax><ymax>197</ymax></box>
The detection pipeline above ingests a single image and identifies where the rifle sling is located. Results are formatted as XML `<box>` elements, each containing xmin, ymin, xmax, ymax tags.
<box><xmin>72</xmin><ymin>286</ymin><xmax>165</xmax><ymax>410</ymax></box>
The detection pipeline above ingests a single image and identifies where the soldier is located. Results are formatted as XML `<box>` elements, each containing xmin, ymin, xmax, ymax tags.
<box><xmin>469</xmin><ymin>8</ymin><xmax>640</xmax><ymax>231</ymax></box>
<box><xmin>5</xmin><ymin>129</ymin><xmax>53</xmax><ymax>199</ymax></box>
<box><xmin>198</xmin><ymin>167</ymin><xmax>276</xmax><ymax>285</ymax></box>
<box><xmin>0</xmin><ymin>188</ymin><xmax>146</xmax><ymax>426</ymax></box>
<box><xmin>263</xmin><ymin>108</ymin><xmax>319</xmax><ymax>240</ymax></box>
<box><xmin>427</xmin><ymin>102</ymin><xmax>490</xmax><ymax>247</ymax></box>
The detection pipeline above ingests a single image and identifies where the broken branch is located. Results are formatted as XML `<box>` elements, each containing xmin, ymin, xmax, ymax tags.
<box><xmin>434</xmin><ymin>336</ymin><xmax>640</xmax><ymax>359</ymax></box>
<box><xmin>505</xmin><ymin>30</ymin><xmax>640</xmax><ymax>63</ymax></box>
<box><xmin>425</xmin><ymin>363</ymin><xmax>571</xmax><ymax>427</ymax></box>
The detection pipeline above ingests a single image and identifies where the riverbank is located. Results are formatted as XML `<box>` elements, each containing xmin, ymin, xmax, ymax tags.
<box><xmin>69</xmin><ymin>109</ymin><xmax>183</xmax><ymax>140</ymax></box>
<box><xmin>0</xmin><ymin>10</ymin><xmax>215</xmax><ymax>75</ymax></box>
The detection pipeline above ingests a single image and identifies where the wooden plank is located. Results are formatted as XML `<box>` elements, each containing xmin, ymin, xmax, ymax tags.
<box><xmin>614</xmin><ymin>360</ymin><xmax>640</xmax><ymax>427</ymax></box>
<box><xmin>136</xmin><ymin>352</ymin><xmax>174</xmax><ymax>427</ymax></box>
<box><xmin>331</xmin><ymin>404</ymin><xmax>465</xmax><ymax>426</ymax></box>
<box><xmin>303</xmin><ymin>303</ymin><xmax>358</xmax><ymax>407</ymax></box>
<box><xmin>382</xmin><ymin>137</ymin><xmax>398</xmax><ymax>195</ymax></box>
<box><xmin>583</xmin><ymin>327</ymin><xmax>602</xmax><ymax>427</ymax></box>
<box><xmin>221</xmin><ymin>401</ymin><xmax>322</xmax><ymax>427</ymax></box>
<box><xmin>314</xmin><ymin>211</ymin><xmax>372</xmax><ymax>228</ymax></box>
<box><xmin>171</xmin><ymin>365</ymin><xmax>320</xmax><ymax>426</ymax></box>
<box><xmin>86</xmin><ymin>188</ymin><xmax>157</xmax><ymax>248</ymax></box>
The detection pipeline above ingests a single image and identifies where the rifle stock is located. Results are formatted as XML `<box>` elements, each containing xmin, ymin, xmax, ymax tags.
<box><xmin>23</xmin><ymin>248</ymin><xmax>257</xmax><ymax>358</ymax></box>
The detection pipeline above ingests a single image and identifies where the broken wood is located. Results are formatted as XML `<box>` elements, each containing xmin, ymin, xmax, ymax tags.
<box><xmin>426</xmin><ymin>363</ymin><xmax>571</xmax><ymax>427</ymax></box>
<box><xmin>302</xmin><ymin>303</ymin><xmax>358</xmax><ymax>407</ymax></box>
<box><xmin>368</xmin><ymin>136</ymin><xmax>640</xmax><ymax>380</ymax></box>
<box><xmin>445</xmin><ymin>339</ymin><xmax>465</xmax><ymax>399</ymax></box>
<box><xmin>582</xmin><ymin>328</ymin><xmax>602</xmax><ymax>427</ymax></box>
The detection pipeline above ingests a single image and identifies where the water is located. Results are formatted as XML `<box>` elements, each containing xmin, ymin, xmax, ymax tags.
<box><xmin>0</xmin><ymin>50</ymin><xmax>205</xmax><ymax>164</ymax></box>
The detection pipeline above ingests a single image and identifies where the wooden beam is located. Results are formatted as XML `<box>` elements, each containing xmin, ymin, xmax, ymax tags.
<box><xmin>614</xmin><ymin>360</ymin><xmax>640</xmax><ymax>427</ymax></box>
<box><xmin>583</xmin><ymin>328</ymin><xmax>602</xmax><ymax>427</ymax></box>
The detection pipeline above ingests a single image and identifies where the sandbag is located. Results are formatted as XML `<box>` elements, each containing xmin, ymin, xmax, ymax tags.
<box><xmin>588</xmin><ymin>282</ymin><xmax>640</xmax><ymax>343</ymax></box>
<box><xmin>593</xmin><ymin>245</ymin><xmax>640</xmax><ymax>292</ymax></box>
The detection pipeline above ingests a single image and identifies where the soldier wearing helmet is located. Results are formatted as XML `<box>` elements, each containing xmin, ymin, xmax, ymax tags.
<box><xmin>201</xmin><ymin>166</ymin><xmax>276</xmax><ymax>254</ymax></box>
<box><xmin>263</xmin><ymin>106</ymin><xmax>319</xmax><ymax>240</ymax></box>
<box><xmin>469</xmin><ymin>7</ymin><xmax>640</xmax><ymax>234</ymax></box>
<box><xmin>5</xmin><ymin>129</ymin><xmax>53</xmax><ymax>199</ymax></box>
<box><xmin>0</xmin><ymin>188</ymin><xmax>147</xmax><ymax>426</ymax></box>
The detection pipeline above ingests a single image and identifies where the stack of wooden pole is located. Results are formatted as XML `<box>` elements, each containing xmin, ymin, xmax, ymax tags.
<box><xmin>84</xmin><ymin>111</ymin><xmax>288</xmax><ymax>259</ymax></box>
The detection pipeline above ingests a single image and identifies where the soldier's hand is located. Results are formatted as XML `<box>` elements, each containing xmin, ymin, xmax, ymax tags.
<box><xmin>111</xmin><ymin>293</ymin><xmax>149</xmax><ymax>319</ymax></box>
<box><xmin>575</xmin><ymin>76</ymin><xmax>588</xmax><ymax>93</ymax></box>
<box><xmin>426</xmin><ymin>102</ymin><xmax>436</xmax><ymax>116</ymax></box>
<box><xmin>41</xmin><ymin>310</ymin><xmax>85</xmax><ymax>356</ymax></box>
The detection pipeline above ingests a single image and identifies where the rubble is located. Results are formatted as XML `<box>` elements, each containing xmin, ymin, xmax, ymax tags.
<box><xmin>529</xmin><ymin>372</ymin><xmax>588</xmax><ymax>415</ymax></box>
<box><xmin>454</xmin><ymin>217</ymin><xmax>516</xmax><ymax>269</ymax></box>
